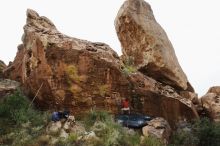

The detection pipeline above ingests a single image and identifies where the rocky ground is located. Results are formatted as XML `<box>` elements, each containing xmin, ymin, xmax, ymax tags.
<box><xmin>1</xmin><ymin>0</ymin><xmax>220</xmax><ymax>146</ymax></box>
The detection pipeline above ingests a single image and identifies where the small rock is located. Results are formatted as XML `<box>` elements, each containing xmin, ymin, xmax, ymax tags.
<box><xmin>69</xmin><ymin>122</ymin><xmax>86</xmax><ymax>136</ymax></box>
<box><xmin>46</xmin><ymin>121</ymin><xmax>62</xmax><ymax>135</ymax></box>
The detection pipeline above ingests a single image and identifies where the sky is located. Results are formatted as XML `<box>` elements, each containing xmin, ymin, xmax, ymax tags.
<box><xmin>0</xmin><ymin>0</ymin><xmax>220</xmax><ymax>96</ymax></box>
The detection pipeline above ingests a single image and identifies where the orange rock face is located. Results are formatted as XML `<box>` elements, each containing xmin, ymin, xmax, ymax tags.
<box><xmin>129</xmin><ymin>73</ymin><xmax>199</xmax><ymax>126</ymax></box>
<box><xmin>4</xmin><ymin>9</ymin><xmax>130</xmax><ymax>114</ymax></box>
<box><xmin>4</xmin><ymin>8</ymin><xmax>199</xmax><ymax>127</ymax></box>
<box><xmin>115</xmin><ymin>0</ymin><xmax>191</xmax><ymax>91</ymax></box>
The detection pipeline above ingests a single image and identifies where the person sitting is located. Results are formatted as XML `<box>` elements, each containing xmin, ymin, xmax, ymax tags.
<box><xmin>121</xmin><ymin>98</ymin><xmax>130</xmax><ymax>114</ymax></box>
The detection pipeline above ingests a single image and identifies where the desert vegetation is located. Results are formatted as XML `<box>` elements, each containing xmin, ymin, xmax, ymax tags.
<box><xmin>1</xmin><ymin>91</ymin><xmax>220</xmax><ymax>146</ymax></box>
<box><xmin>169</xmin><ymin>118</ymin><xmax>220</xmax><ymax>146</ymax></box>
<box><xmin>122</xmin><ymin>57</ymin><xmax>137</xmax><ymax>76</ymax></box>
<box><xmin>0</xmin><ymin>90</ymin><xmax>49</xmax><ymax>145</ymax></box>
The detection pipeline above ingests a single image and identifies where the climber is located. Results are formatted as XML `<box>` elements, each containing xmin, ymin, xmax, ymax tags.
<box><xmin>121</xmin><ymin>97</ymin><xmax>130</xmax><ymax>114</ymax></box>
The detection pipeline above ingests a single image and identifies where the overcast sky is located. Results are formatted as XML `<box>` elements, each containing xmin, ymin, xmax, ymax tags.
<box><xmin>0</xmin><ymin>0</ymin><xmax>220</xmax><ymax>96</ymax></box>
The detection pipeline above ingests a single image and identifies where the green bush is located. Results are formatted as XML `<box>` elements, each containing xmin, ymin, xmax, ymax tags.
<box><xmin>169</xmin><ymin>118</ymin><xmax>220</xmax><ymax>146</ymax></box>
<box><xmin>84</xmin><ymin>110</ymin><xmax>111</xmax><ymax>129</ymax></box>
<box><xmin>193</xmin><ymin>118</ymin><xmax>220</xmax><ymax>146</ymax></box>
<box><xmin>0</xmin><ymin>90</ymin><xmax>48</xmax><ymax>126</ymax></box>
<box><xmin>122</xmin><ymin>56</ymin><xmax>137</xmax><ymax>76</ymax></box>
<box><xmin>119</xmin><ymin>131</ymin><xmax>141</xmax><ymax>146</ymax></box>
<box><xmin>141</xmin><ymin>136</ymin><xmax>163</xmax><ymax>146</ymax></box>
<box><xmin>122</xmin><ymin>65</ymin><xmax>137</xmax><ymax>75</ymax></box>
<box><xmin>67</xmin><ymin>133</ymin><xmax>78</xmax><ymax>143</ymax></box>
<box><xmin>0</xmin><ymin>90</ymin><xmax>49</xmax><ymax>146</ymax></box>
<box><xmin>98</xmin><ymin>84</ymin><xmax>110</xmax><ymax>97</ymax></box>
<box><xmin>169</xmin><ymin>130</ymin><xmax>198</xmax><ymax>146</ymax></box>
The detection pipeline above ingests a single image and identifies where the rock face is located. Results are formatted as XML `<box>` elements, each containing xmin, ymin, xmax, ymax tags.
<box><xmin>115</xmin><ymin>0</ymin><xmax>190</xmax><ymax>91</ymax></box>
<box><xmin>4</xmin><ymin>8</ymin><xmax>199</xmax><ymax>127</ymax></box>
<box><xmin>0</xmin><ymin>79</ymin><xmax>20</xmax><ymax>100</ymax></box>
<box><xmin>0</xmin><ymin>60</ymin><xmax>6</xmax><ymax>78</ymax></box>
<box><xmin>4</xmin><ymin>9</ymin><xmax>130</xmax><ymax>114</ymax></box>
<box><xmin>201</xmin><ymin>86</ymin><xmax>220</xmax><ymax>122</ymax></box>
<box><xmin>129</xmin><ymin>73</ymin><xmax>199</xmax><ymax>127</ymax></box>
<box><xmin>142</xmin><ymin>117</ymin><xmax>171</xmax><ymax>144</ymax></box>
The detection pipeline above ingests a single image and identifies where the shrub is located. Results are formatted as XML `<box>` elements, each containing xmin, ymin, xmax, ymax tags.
<box><xmin>119</xmin><ymin>131</ymin><xmax>141</xmax><ymax>146</ymax></box>
<box><xmin>169</xmin><ymin>130</ymin><xmax>198</xmax><ymax>146</ymax></box>
<box><xmin>193</xmin><ymin>118</ymin><xmax>220</xmax><ymax>146</ymax></box>
<box><xmin>84</xmin><ymin>110</ymin><xmax>111</xmax><ymax>129</ymax></box>
<box><xmin>122</xmin><ymin>56</ymin><xmax>137</xmax><ymax>76</ymax></box>
<box><xmin>141</xmin><ymin>136</ymin><xmax>163</xmax><ymax>146</ymax></box>
<box><xmin>65</xmin><ymin>65</ymin><xmax>87</xmax><ymax>85</ymax></box>
<box><xmin>169</xmin><ymin>118</ymin><xmax>220</xmax><ymax>146</ymax></box>
<box><xmin>84</xmin><ymin>110</ymin><xmax>143</xmax><ymax>146</ymax></box>
<box><xmin>67</xmin><ymin>133</ymin><xmax>78</xmax><ymax>143</ymax></box>
<box><xmin>0</xmin><ymin>90</ymin><xmax>49</xmax><ymax>126</ymax></box>
<box><xmin>98</xmin><ymin>84</ymin><xmax>110</xmax><ymax>97</ymax></box>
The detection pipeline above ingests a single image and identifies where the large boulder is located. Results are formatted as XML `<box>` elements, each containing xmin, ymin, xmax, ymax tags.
<box><xmin>201</xmin><ymin>86</ymin><xmax>220</xmax><ymax>122</ymax></box>
<box><xmin>115</xmin><ymin>0</ymin><xmax>191</xmax><ymax>91</ymax></box>
<box><xmin>4</xmin><ymin>9</ymin><xmax>131</xmax><ymax>114</ymax></box>
<box><xmin>0</xmin><ymin>60</ymin><xmax>6</xmax><ymax>78</ymax></box>
<box><xmin>129</xmin><ymin>73</ymin><xmax>199</xmax><ymax>127</ymax></box>
<box><xmin>142</xmin><ymin>117</ymin><xmax>171</xmax><ymax>145</ymax></box>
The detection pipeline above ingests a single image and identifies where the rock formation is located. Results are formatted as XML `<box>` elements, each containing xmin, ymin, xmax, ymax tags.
<box><xmin>201</xmin><ymin>86</ymin><xmax>220</xmax><ymax>122</ymax></box>
<box><xmin>4</xmin><ymin>9</ymin><xmax>131</xmax><ymax>114</ymax></box>
<box><xmin>0</xmin><ymin>60</ymin><xmax>6</xmax><ymax>78</ymax></box>
<box><xmin>4</xmin><ymin>7</ymin><xmax>199</xmax><ymax>127</ymax></box>
<box><xmin>129</xmin><ymin>73</ymin><xmax>199</xmax><ymax>126</ymax></box>
<box><xmin>142</xmin><ymin>117</ymin><xmax>171</xmax><ymax>144</ymax></box>
<box><xmin>115</xmin><ymin>0</ymin><xmax>191</xmax><ymax>91</ymax></box>
<box><xmin>0</xmin><ymin>79</ymin><xmax>20</xmax><ymax>100</ymax></box>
